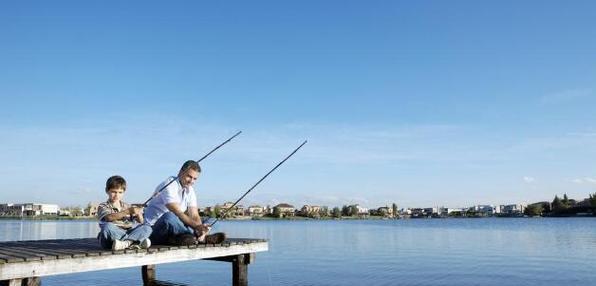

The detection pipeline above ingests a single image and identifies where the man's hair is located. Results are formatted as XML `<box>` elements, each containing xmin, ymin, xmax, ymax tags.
<box><xmin>179</xmin><ymin>160</ymin><xmax>201</xmax><ymax>173</ymax></box>
<box><xmin>105</xmin><ymin>175</ymin><xmax>127</xmax><ymax>192</ymax></box>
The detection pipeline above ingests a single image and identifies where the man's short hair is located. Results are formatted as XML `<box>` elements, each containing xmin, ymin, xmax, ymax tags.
<box><xmin>105</xmin><ymin>175</ymin><xmax>127</xmax><ymax>192</ymax></box>
<box><xmin>180</xmin><ymin>160</ymin><xmax>201</xmax><ymax>173</ymax></box>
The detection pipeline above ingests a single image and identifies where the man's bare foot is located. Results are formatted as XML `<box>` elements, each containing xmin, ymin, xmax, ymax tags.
<box><xmin>202</xmin><ymin>232</ymin><xmax>226</xmax><ymax>244</ymax></box>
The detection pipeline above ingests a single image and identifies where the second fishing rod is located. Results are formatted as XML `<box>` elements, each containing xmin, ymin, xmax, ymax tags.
<box><xmin>210</xmin><ymin>140</ymin><xmax>308</xmax><ymax>227</ymax></box>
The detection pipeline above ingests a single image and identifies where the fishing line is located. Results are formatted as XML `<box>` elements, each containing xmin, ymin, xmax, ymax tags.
<box><xmin>142</xmin><ymin>131</ymin><xmax>242</xmax><ymax>207</ymax></box>
<box><xmin>210</xmin><ymin>140</ymin><xmax>307</xmax><ymax>227</ymax></box>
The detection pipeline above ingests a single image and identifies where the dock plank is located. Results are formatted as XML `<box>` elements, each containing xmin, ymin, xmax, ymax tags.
<box><xmin>16</xmin><ymin>238</ymin><xmax>104</xmax><ymax>259</ymax></box>
<box><xmin>0</xmin><ymin>248</ymin><xmax>40</xmax><ymax>261</ymax></box>
<box><xmin>0</xmin><ymin>247</ymin><xmax>47</xmax><ymax>262</ymax></box>
<box><xmin>0</xmin><ymin>252</ymin><xmax>25</xmax><ymax>263</ymax></box>
<box><xmin>2</xmin><ymin>244</ymin><xmax>74</xmax><ymax>260</ymax></box>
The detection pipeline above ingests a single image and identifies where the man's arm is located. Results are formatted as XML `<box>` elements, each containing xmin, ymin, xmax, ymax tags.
<box><xmin>187</xmin><ymin>206</ymin><xmax>211</xmax><ymax>239</ymax></box>
<box><xmin>187</xmin><ymin>206</ymin><xmax>201</xmax><ymax>225</ymax></box>
<box><xmin>165</xmin><ymin>203</ymin><xmax>201</xmax><ymax>229</ymax></box>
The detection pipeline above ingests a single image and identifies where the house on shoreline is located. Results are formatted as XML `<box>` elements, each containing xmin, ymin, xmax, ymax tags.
<box><xmin>247</xmin><ymin>205</ymin><xmax>265</xmax><ymax>217</ymax></box>
<box><xmin>0</xmin><ymin>203</ymin><xmax>59</xmax><ymax>217</ymax></box>
<box><xmin>273</xmin><ymin>203</ymin><xmax>295</xmax><ymax>218</ymax></box>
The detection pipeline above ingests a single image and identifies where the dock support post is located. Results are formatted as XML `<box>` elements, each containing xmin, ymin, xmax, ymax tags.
<box><xmin>205</xmin><ymin>253</ymin><xmax>255</xmax><ymax>286</ymax></box>
<box><xmin>232</xmin><ymin>253</ymin><xmax>254</xmax><ymax>286</ymax></box>
<box><xmin>0</xmin><ymin>279</ymin><xmax>20</xmax><ymax>286</ymax></box>
<box><xmin>142</xmin><ymin>264</ymin><xmax>156</xmax><ymax>285</ymax></box>
<box><xmin>24</xmin><ymin>277</ymin><xmax>40</xmax><ymax>286</ymax></box>
<box><xmin>232</xmin><ymin>255</ymin><xmax>247</xmax><ymax>286</ymax></box>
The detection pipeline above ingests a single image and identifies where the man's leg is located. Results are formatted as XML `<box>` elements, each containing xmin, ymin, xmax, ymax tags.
<box><xmin>98</xmin><ymin>223</ymin><xmax>127</xmax><ymax>249</ymax></box>
<box><xmin>149</xmin><ymin>212</ymin><xmax>194</xmax><ymax>245</ymax></box>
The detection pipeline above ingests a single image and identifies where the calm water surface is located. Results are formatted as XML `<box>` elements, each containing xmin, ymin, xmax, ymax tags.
<box><xmin>1</xmin><ymin>218</ymin><xmax>595</xmax><ymax>285</ymax></box>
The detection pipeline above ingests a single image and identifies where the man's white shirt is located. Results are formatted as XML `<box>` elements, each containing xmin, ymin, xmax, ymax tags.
<box><xmin>143</xmin><ymin>176</ymin><xmax>198</xmax><ymax>226</ymax></box>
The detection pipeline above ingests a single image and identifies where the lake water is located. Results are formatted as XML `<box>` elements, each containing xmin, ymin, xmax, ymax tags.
<box><xmin>1</xmin><ymin>218</ymin><xmax>595</xmax><ymax>285</ymax></box>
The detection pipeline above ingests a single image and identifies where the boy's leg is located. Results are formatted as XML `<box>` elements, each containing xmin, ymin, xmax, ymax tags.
<box><xmin>98</xmin><ymin>223</ymin><xmax>127</xmax><ymax>249</ymax></box>
<box><xmin>149</xmin><ymin>212</ymin><xmax>194</xmax><ymax>244</ymax></box>
<box><xmin>123</xmin><ymin>224</ymin><xmax>153</xmax><ymax>242</ymax></box>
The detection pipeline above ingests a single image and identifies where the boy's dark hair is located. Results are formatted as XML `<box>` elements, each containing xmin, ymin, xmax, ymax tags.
<box><xmin>180</xmin><ymin>160</ymin><xmax>201</xmax><ymax>173</ymax></box>
<box><xmin>105</xmin><ymin>175</ymin><xmax>127</xmax><ymax>192</ymax></box>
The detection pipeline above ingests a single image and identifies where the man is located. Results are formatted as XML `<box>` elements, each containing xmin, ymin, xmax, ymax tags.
<box><xmin>144</xmin><ymin>160</ymin><xmax>225</xmax><ymax>245</ymax></box>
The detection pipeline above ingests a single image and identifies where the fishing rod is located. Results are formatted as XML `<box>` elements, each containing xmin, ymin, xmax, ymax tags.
<box><xmin>210</xmin><ymin>140</ymin><xmax>308</xmax><ymax>227</ymax></box>
<box><xmin>142</xmin><ymin>131</ymin><xmax>242</xmax><ymax>207</ymax></box>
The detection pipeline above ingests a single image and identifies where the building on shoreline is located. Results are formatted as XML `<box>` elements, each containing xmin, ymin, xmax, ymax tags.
<box><xmin>247</xmin><ymin>205</ymin><xmax>265</xmax><ymax>217</ymax></box>
<box><xmin>300</xmin><ymin>205</ymin><xmax>321</xmax><ymax>216</ymax></box>
<box><xmin>0</xmin><ymin>203</ymin><xmax>59</xmax><ymax>217</ymax></box>
<box><xmin>500</xmin><ymin>204</ymin><xmax>526</xmax><ymax>216</ymax></box>
<box><xmin>85</xmin><ymin>203</ymin><xmax>99</xmax><ymax>217</ymax></box>
<box><xmin>273</xmin><ymin>203</ymin><xmax>295</xmax><ymax>218</ymax></box>
<box><xmin>473</xmin><ymin>205</ymin><xmax>500</xmax><ymax>216</ymax></box>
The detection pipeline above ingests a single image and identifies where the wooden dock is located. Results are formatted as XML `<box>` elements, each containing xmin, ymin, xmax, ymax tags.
<box><xmin>0</xmin><ymin>237</ymin><xmax>268</xmax><ymax>286</ymax></box>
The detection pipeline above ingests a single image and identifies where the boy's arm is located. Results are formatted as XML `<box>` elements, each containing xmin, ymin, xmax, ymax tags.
<box><xmin>132</xmin><ymin>207</ymin><xmax>144</xmax><ymax>224</ymax></box>
<box><xmin>102</xmin><ymin>208</ymin><xmax>135</xmax><ymax>222</ymax></box>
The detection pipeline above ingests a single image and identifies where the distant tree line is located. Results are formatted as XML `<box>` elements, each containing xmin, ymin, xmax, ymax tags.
<box><xmin>524</xmin><ymin>193</ymin><xmax>596</xmax><ymax>217</ymax></box>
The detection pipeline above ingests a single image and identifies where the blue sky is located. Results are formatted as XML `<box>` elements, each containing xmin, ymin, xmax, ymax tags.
<box><xmin>1</xmin><ymin>1</ymin><xmax>595</xmax><ymax>208</ymax></box>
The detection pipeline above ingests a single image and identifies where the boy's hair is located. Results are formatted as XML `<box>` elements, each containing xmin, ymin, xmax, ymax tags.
<box><xmin>105</xmin><ymin>175</ymin><xmax>127</xmax><ymax>192</ymax></box>
<box><xmin>179</xmin><ymin>160</ymin><xmax>201</xmax><ymax>173</ymax></box>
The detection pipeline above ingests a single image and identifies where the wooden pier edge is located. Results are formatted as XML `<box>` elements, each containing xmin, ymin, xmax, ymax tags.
<box><xmin>0</xmin><ymin>239</ymin><xmax>267</xmax><ymax>286</ymax></box>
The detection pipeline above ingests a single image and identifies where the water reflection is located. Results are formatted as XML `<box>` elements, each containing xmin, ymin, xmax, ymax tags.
<box><xmin>1</xmin><ymin>218</ymin><xmax>595</xmax><ymax>286</ymax></box>
<box><xmin>0</xmin><ymin>219</ymin><xmax>98</xmax><ymax>241</ymax></box>
<box><xmin>145</xmin><ymin>280</ymin><xmax>191</xmax><ymax>286</ymax></box>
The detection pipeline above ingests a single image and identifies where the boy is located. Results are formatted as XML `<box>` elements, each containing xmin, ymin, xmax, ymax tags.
<box><xmin>97</xmin><ymin>175</ymin><xmax>152</xmax><ymax>250</ymax></box>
